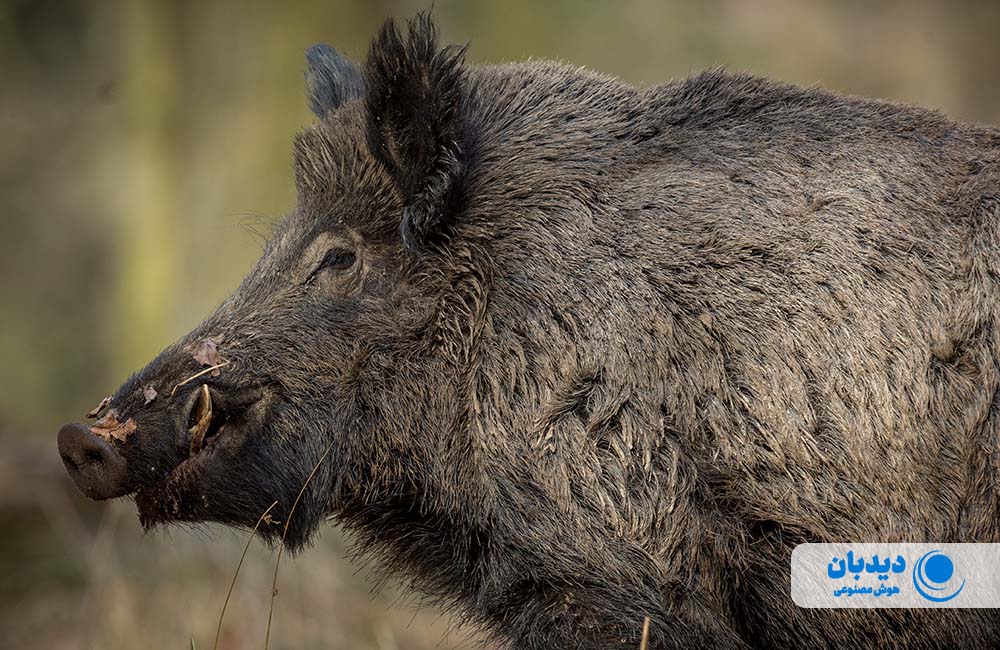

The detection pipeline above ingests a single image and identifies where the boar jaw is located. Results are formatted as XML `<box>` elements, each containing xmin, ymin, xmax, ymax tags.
<box><xmin>133</xmin><ymin>383</ymin><xmax>275</xmax><ymax>526</ymax></box>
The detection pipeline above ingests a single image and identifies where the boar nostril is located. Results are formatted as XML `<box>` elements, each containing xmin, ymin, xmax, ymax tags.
<box><xmin>57</xmin><ymin>422</ymin><xmax>130</xmax><ymax>501</ymax></box>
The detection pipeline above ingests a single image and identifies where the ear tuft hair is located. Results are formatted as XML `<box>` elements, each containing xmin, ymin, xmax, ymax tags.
<box><xmin>364</xmin><ymin>14</ymin><xmax>468</xmax><ymax>251</ymax></box>
<box><xmin>306</xmin><ymin>44</ymin><xmax>364</xmax><ymax>118</ymax></box>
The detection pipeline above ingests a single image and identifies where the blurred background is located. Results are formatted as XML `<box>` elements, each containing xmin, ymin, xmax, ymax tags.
<box><xmin>2</xmin><ymin>1</ymin><xmax>998</xmax><ymax>648</ymax></box>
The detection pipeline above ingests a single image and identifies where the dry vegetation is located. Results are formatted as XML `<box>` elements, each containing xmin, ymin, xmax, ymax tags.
<box><xmin>1</xmin><ymin>440</ymin><xmax>484</xmax><ymax>649</ymax></box>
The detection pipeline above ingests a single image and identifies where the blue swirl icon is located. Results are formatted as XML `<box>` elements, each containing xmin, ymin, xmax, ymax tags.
<box><xmin>912</xmin><ymin>550</ymin><xmax>965</xmax><ymax>602</ymax></box>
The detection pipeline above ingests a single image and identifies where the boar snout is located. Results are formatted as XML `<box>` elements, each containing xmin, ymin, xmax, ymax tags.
<box><xmin>57</xmin><ymin>422</ymin><xmax>129</xmax><ymax>500</ymax></box>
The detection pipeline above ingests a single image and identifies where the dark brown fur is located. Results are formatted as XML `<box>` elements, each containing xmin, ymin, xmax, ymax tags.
<box><xmin>59</xmin><ymin>15</ymin><xmax>1000</xmax><ymax>650</ymax></box>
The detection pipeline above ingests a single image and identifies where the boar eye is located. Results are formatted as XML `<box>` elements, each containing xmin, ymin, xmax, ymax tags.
<box><xmin>308</xmin><ymin>248</ymin><xmax>356</xmax><ymax>284</ymax></box>
<box><xmin>320</xmin><ymin>249</ymin><xmax>356</xmax><ymax>271</ymax></box>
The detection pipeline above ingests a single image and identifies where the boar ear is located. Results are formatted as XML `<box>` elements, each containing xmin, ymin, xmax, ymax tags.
<box><xmin>305</xmin><ymin>44</ymin><xmax>364</xmax><ymax>118</ymax></box>
<box><xmin>364</xmin><ymin>14</ymin><xmax>467</xmax><ymax>251</ymax></box>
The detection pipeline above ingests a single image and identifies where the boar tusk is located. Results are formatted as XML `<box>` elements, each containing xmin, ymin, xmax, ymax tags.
<box><xmin>189</xmin><ymin>384</ymin><xmax>213</xmax><ymax>456</ymax></box>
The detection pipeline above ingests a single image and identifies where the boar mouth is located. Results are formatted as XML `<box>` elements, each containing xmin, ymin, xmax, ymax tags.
<box><xmin>133</xmin><ymin>382</ymin><xmax>272</xmax><ymax>526</ymax></box>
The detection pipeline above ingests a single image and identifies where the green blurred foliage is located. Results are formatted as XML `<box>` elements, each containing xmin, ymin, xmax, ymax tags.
<box><xmin>1</xmin><ymin>1</ymin><xmax>997</xmax><ymax>648</ymax></box>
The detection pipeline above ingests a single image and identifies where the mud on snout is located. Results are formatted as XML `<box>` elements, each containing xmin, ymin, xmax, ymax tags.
<box><xmin>57</xmin><ymin>338</ymin><xmax>276</xmax><ymax>526</ymax></box>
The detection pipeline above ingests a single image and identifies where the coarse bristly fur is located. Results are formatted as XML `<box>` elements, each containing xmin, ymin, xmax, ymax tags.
<box><xmin>60</xmin><ymin>13</ymin><xmax>1000</xmax><ymax>650</ymax></box>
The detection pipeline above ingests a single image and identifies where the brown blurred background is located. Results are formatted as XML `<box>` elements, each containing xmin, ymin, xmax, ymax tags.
<box><xmin>2</xmin><ymin>1</ymin><xmax>998</xmax><ymax>648</ymax></box>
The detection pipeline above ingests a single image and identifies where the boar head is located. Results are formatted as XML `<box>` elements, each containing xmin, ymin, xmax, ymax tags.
<box><xmin>57</xmin><ymin>16</ymin><xmax>489</xmax><ymax>551</ymax></box>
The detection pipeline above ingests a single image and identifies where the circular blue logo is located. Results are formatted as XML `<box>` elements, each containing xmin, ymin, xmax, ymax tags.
<box><xmin>913</xmin><ymin>550</ymin><xmax>965</xmax><ymax>602</ymax></box>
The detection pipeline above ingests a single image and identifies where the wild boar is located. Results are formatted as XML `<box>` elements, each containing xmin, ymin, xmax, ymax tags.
<box><xmin>57</xmin><ymin>14</ymin><xmax>1000</xmax><ymax>650</ymax></box>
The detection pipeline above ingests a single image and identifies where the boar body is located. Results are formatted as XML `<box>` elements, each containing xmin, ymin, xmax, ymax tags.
<box><xmin>58</xmin><ymin>16</ymin><xmax>1000</xmax><ymax>650</ymax></box>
